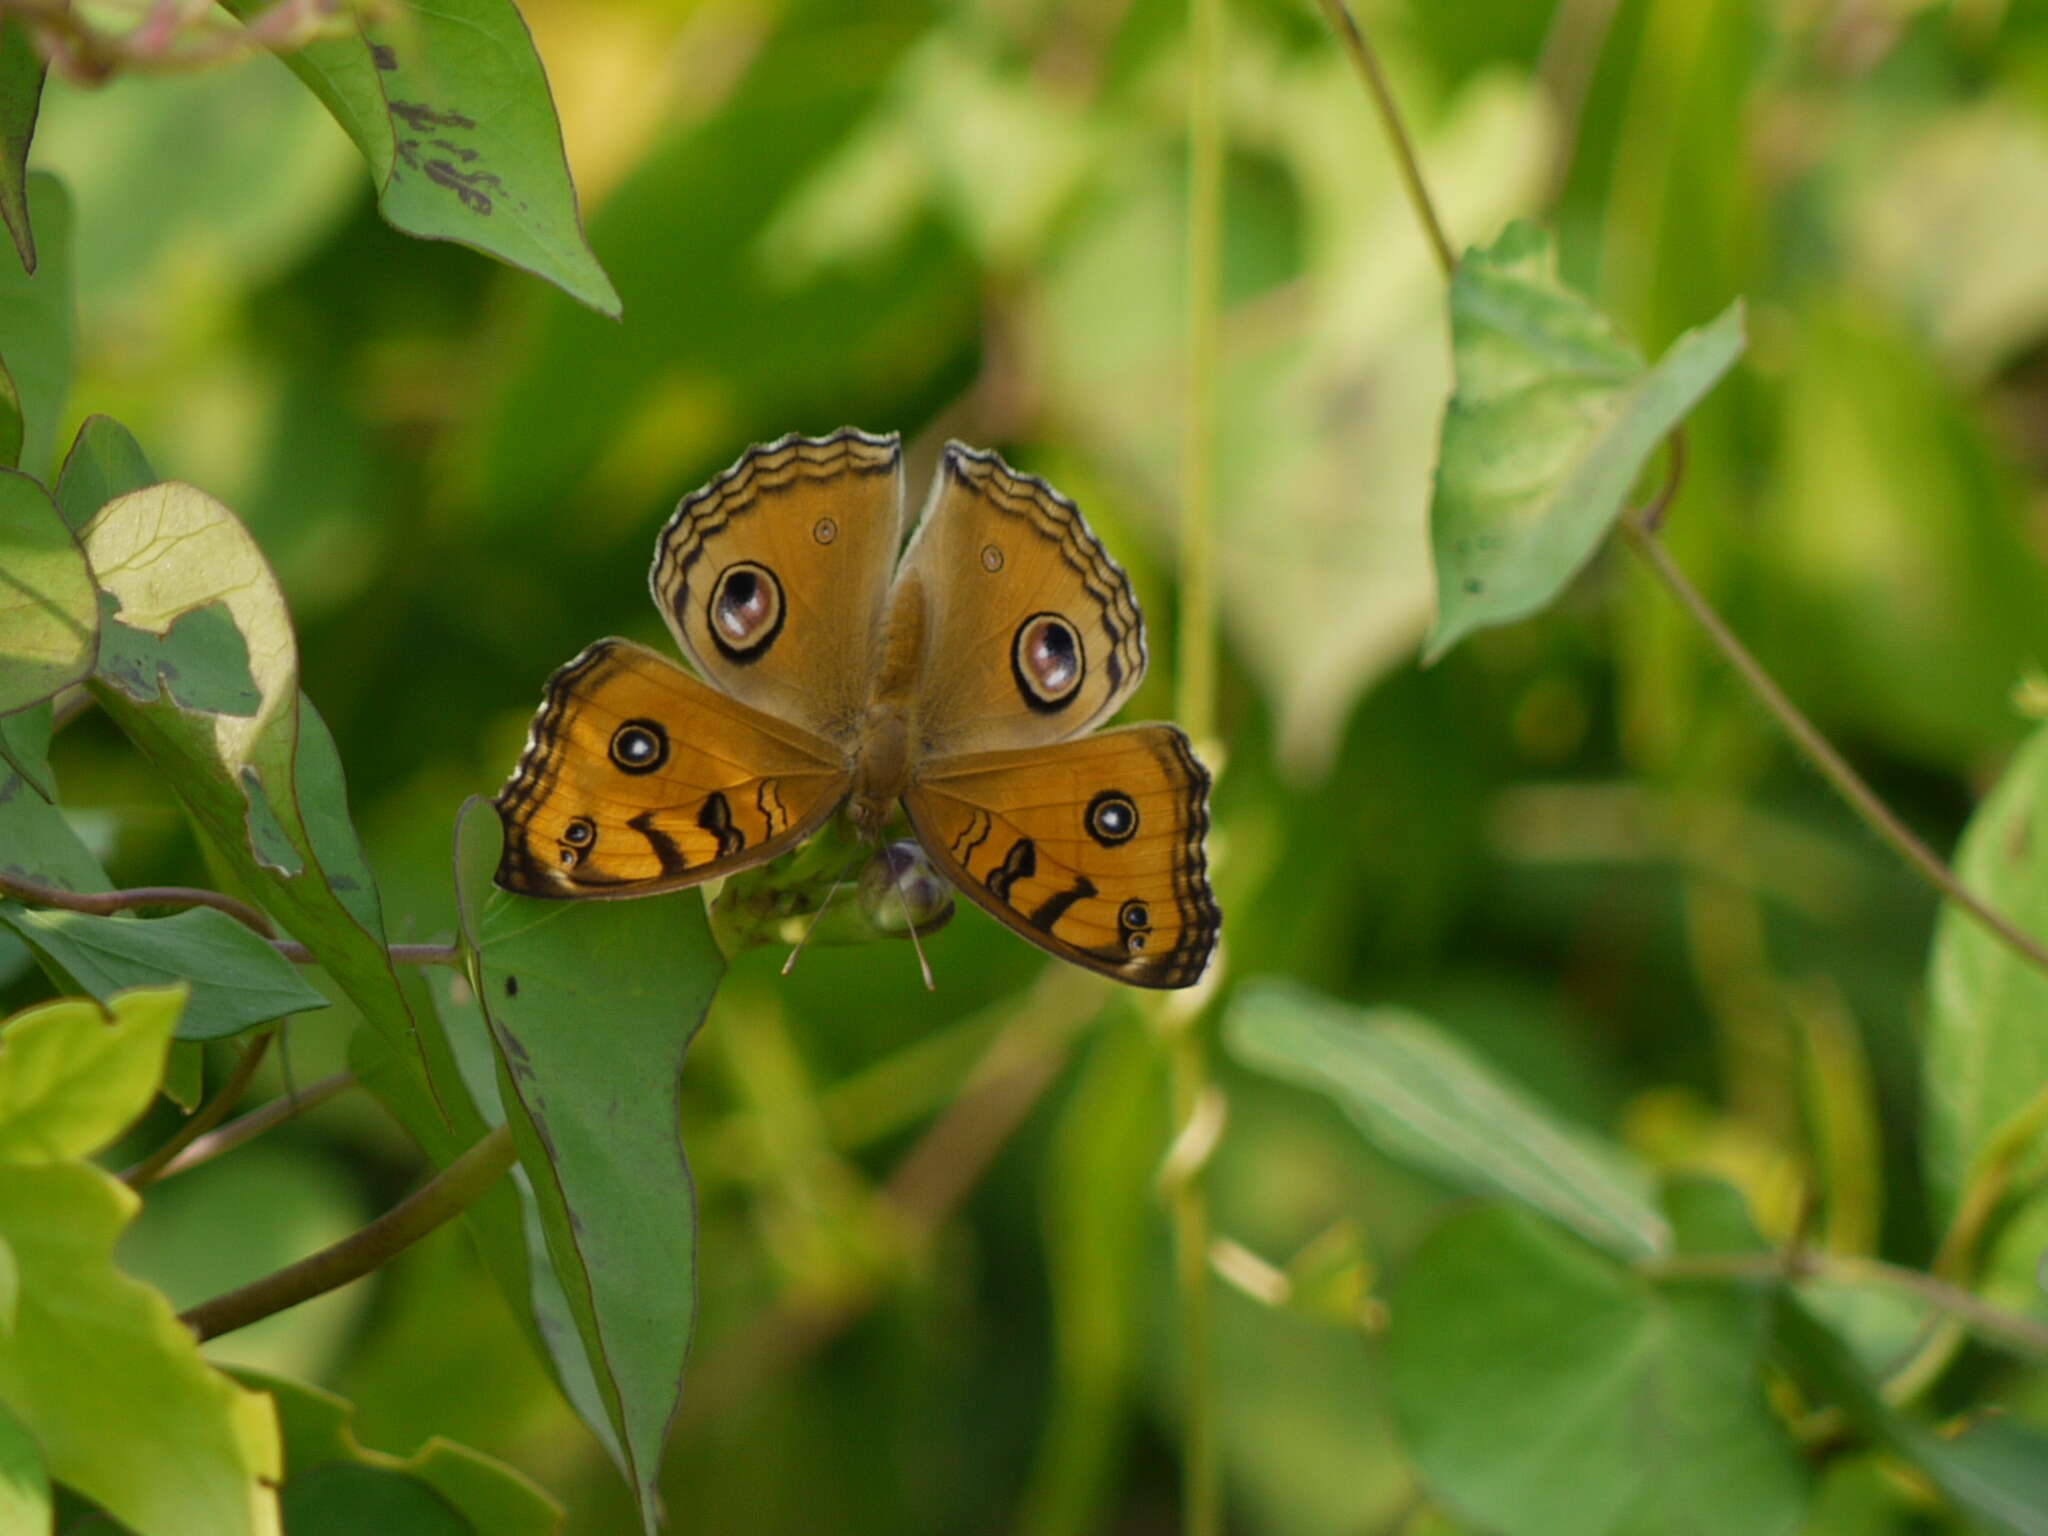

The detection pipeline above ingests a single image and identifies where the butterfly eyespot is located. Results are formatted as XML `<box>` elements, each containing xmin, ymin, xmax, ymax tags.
<box><xmin>1086</xmin><ymin>789</ymin><xmax>1139</xmax><ymax>847</ymax></box>
<box><xmin>561</xmin><ymin>817</ymin><xmax>597</xmax><ymax>847</ymax></box>
<box><xmin>707</xmin><ymin>560</ymin><xmax>786</xmax><ymax>662</ymax></box>
<box><xmin>1119</xmin><ymin>898</ymin><xmax>1150</xmax><ymax>930</ymax></box>
<box><xmin>1126</xmin><ymin>931</ymin><xmax>1148</xmax><ymax>953</ymax></box>
<box><xmin>813</xmin><ymin>517</ymin><xmax>838</xmax><ymax>545</ymax></box>
<box><xmin>981</xmin><ymin>543</ymin><xmax>1004</xmax><ymax>572</ymax></box>
<box><xmin>1012</xmin><ymin>612</ymin><xmax>1084</xmax><ymax>712</ymax></box>
<box><xmin>610</xmin><ymin>719</ymin><xmax>670</xmax><ymax>775</ymax></box>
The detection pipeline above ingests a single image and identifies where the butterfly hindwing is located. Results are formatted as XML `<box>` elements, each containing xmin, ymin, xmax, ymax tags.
<box><xmin>903</xmin><ymin>724</ymin><xmax>1218</xmax><ymax>989</ymax></box>
<box><xmin>901</xmin><ymin>443</ymin><xmax>1147</xmax><ymax>757</ymax></box>
<box><xmin>495</xmin><ymin>638</ymin><xmax>851</xmax><ymax>897</ymax></box>
<box><xmin>649</xmin><ymin>428</ymin><xmax>904</xmax><ymax>749</ymax></box>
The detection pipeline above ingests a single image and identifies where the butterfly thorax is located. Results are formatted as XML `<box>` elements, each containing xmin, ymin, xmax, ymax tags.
<box><xmin>847</xmin><ymin>569</ymin><xmax>928</xmax><ymax>834</ymax></box>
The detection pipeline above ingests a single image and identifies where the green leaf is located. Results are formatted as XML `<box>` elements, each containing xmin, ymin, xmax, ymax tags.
<box><xmin>0</xmin><ymin>352</ymin><xmax>20</xmax><ymax>470</ymax></box>
<box><xmin>0</xmin><ymin>468</ymin><xmax>96</xmax><ymax>715</ymax></box>
<box><xmin>0</xmin><ymin>1159</ymin><xmax>280</xmax><ymax>1536</ymax></box>
<box><xmin>0</xmin><ymin>702</ymin><xmax>105</xmax><ymax>890</ymax></box>
<box><xmin>232</xmin><ymin>0</ymin><xmax>617</xmax><ymax>316</ymax></box>
<box><xmin>1226</xmin><ymin>979</ymin><xmax>1668</xmax><ymax>1258</ymax></box>
<box><xmin>0</xmin><ymin>905</ymin><xmax>328</xmax><ymax>1041</ymax></box>
<box><xmin>1425</xmin><ymin>221</ymin><xmax>1746</xmax><ymax>661</ymax></box>
<box><xmin>161</xmin><ymin>1040</ymin><xmax>203</xmax><ymax>1112</ymax></box>
<box><xmin>230</xmin><ymin>1366</ymin><xmax>561</xmax><ymax>1536</ymax></box>
<box><xmin>454</xmin><ymin>797</ymin><xmax>720</xmax><ymax>1532</ymax></box>
<box><xmin>0</xmin><ymin>172</ymin><xmax>73</xmax><ymax>480</ymax></box>
<box><xmin>0</xmin><ymin>1396</ymin><xmax>49</xmax><ymax>1536</ymax></box>
<box><xmin>55</xmin><ymin>414</ymin><xmax>156</xmax><ymax>532</ymax></box>
<box><xmin>1771</xmin><ymin>1296</ymin><xmax>2048</xmax><ymax>1535</ymax></box>
<box><xmin>79</xmin><ymin>483</ymin><xmax>428</xmax><ymax>1076</ymax></box>
<box><xmin>1925</xmin><ymin>719</ymin><xmax>2048</xmax><ymax>1212</ymax></box>
<box><xmin>94</xmin><ymin>596</ymin><xmax>262</xmax><ymax>717</ymax></box>
<box><xmin>0</xmin><ymin>17</ymin><xmax>41</xmax><ymax>275</ymax></box>
<box><xmin>0</xmin><ymin>986</ymin><xmax>184</xmax><ymax>1164</ymax></box>
<box><xmin>1386</xmin><ymin>1191</ymin><xmax>1806</xmax><ymax>1536</ymax></box>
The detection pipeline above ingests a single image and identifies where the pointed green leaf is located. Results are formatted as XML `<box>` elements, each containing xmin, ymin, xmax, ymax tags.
<box><xmin>0</xmin><ymin>173</ymin><xmax>72</xmax><ymax>480</ymax></box>
<box><xmin>55</xmin><ymin>414</ymin><xmax>156</xmax><ymax>532</ymax></box>
<box><xmin>0</xmin><ymin>1396</ymin><xmax>49</xmax><ymax>1536</ymax></box>
<box><xmin>1771</xmin><ymin>1296</ymin><xmax>2048</xmax><ymax>1535</ymax></box>
<box><xmin>0</xmin><ymin>352</ymin><xmax>20</xmax><ymax>469</ymax></box>
<box><xmin>0</xmin><ymin>905</ymin><xmax>328</xmax><ymax>1041</ymax></box>
<box><xmin>230</xmin><ymin>1367</ymin><xmax>560</xmax><ymax>1536</ymax></box>
<box><xmin>0</xmin><ymin>702</ymin><xmax>106</xmax><ymax>891</ymax></box>
<box><xmin>0</xmin><ymin>986</ymin><xmax>184</xmax><ymax>1164</ymax></box>
<box><xmin>79</xmin><ymin>484</ymin><xmax>428</xmax><ymax>1076</ymax></box>
<box><xmin>0</xmin><ymin>18</ymin><xmax>41</xmax><ymax>275</ymax></box>
<box><xmin>0</xmin><ymin>1159</ymin><xmax>280</xmax><ymax>1536</ymax></box>
<box><xmin>0</xmin><ymin>468</ymin><xmax>96</xmax><ymax>715</ymax></box>
<box><xmin>1227</xmin><ymin>979</ymin><xmax>1668</xmax><ymax>1258</ymax></box>
<box><xmin>230</xmin><ymin>0</ymin><xmax>617</xmax><ymax>315</ymax></box>
<box><xmin>1387</xmin><ymin>1187</ymin><xmax>1805</xmax><ymax>1536</ymax></box>
<box><xmin>1925</xmin><ymin>720</ymin><xmax>2048</xmax><ymax>1212</ymax></box>
<box><xmin>1426</xmin><ymin>221</ymin><xmax>1746</xmax><ymax>661</ymax></box>
<box><xmin>454</xmin><ymin>797</ymin><xmax>719</xmax><ymax>1532</ymax></box>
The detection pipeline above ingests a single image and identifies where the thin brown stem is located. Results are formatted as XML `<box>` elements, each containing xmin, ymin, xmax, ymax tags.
<box><xmin>152</xmin><ymin>1071</ymin><xmax>357</xmax><ymax>1184</ymax></box>
<box><xmin>0</xmin><ymin>872</ymin><xmax>275</xmax><ymax>938</ymax></box>
<box><xmin>272</xmin><ymin>939</ymin><xmax>461</xmax><ymax>968</ymax></box>
<box><xmin>122</xmin><ymin>1030</ymin><xmax>275</xmax><ymax>1190</ymax></box>
<box><xmin>181</xmin><ymin>1123</ymin><xmax>516</xmax><ymax>1342</ymax></box>
<box><xmin>1311</xmin><ymin>0</ymin><xmax>1456</xmax><ymax>279</ymax></box>
<box><xmin>1620</xmin><ymin>516</ymin><xmax>2048</xmax><ymax>982</ymax></box>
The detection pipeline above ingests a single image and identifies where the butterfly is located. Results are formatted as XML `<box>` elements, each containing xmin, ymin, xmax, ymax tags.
<box><xmin>493</xmin><ymin>428</ymin><xmax>1220</xmax><ymax>989</ymax></box>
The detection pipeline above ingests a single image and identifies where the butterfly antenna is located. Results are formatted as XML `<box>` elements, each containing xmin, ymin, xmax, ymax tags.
<box><xmin>781</xmin><ymin>873</ymin><xmax>851</xmax><ymax>977</ymax></box>
<box><xmin>891</xmin><ymin>857</ymin><xmax>937</xmax><ymax>993</ymax></box>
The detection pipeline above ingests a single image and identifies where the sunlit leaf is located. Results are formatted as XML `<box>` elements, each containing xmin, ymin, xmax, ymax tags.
<box><xmin>0</xmin><ymin>985</ymin><xmax>184</xmax><ymax>1164</ymax></box>
<box><xmin>1425</xmin><ymin>221</ymin><xmax>1745</xmax><ymax>662</ymax></box>
<box><xmin>0</xmin><ymin>1159</ymin><xmax>280</xmax><ymax>1536</ymax></box>
<box><xmin>454</xmin><ymin>797</ymin><xmax>719</xmax><ymax>1532</ymax></box>
<box><xmin>231</xmin><ymin>0</ymin><xmax>617</xmax><ymax>316</ymax></box>
<box><xmin>0</xmin><ymin>17</ymin><xmax>40</xmax><ymax>274</ymax></box>
<box><xmin>79</xmin><ymin>483</ymin><xmax>427</xmax><ymax>1074</ymax></box>
<box><xmin>0</xmin><ymin>469</ymin><xmax>95</xmax><ymax>715</ymax></box>
<box><xmin>0</xmin><ymin>1397</ymin><xmax>49</xmax><ymax>1536</ymax></box>
<box><xmin>1386</xmin><ymin>1183</ymin><xmax>1805</xmax><ymax>1536</ymax></box>
<box><xmin>0</xmin><ymin>173</ymin><xmax>72</xmax><ymax>480</ymax></box>
<box><xmin>0</xmin><ymin>905</ymin><xmax>327</xmax><ymax>1041</ymax></box>
<box><xmin>1771</xmin><ymin>1295</ymin><xmax>2048</xmax><ymax>1536</ymax></box>
<box><xmin>1228</xmin><ymin>979</ymin><xmax>1668</xmax><ymax>1258</ymax></box>
<box><xmin>232</xmin><ymin>1366</ymin><xmax>560</xmax><ymax>1536</ymax></box>
<box><xmin>1924</xmin><ymin>721</ymin><xmax>2048</xmax><ymax>1213</ymax></box>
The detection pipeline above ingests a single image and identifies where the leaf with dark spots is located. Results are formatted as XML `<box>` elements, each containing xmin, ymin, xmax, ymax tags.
<box><xmin>93</xmin><ymin>596</ymin><xmax>262</xmax><ymax>717</ymax></box>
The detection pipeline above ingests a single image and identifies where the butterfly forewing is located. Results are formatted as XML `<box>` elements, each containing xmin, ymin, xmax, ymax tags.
<box><xmin>649</xmin><ymin>428</ymin><xmax>904</xmax><ymax>749</ymax></box>
<box><xmin>902</xmin><ymin>443</ymin><xmax>1147</xmax><ymax>758</ymax></box>
<box><xmin>496</xmin><ymin>638</ymin><xmax>851</xmax><ymax>897</ymax></box>
<box><xmin>904</xmin><ymin>724</ymin><xmax>1218</xmax><ymax>989</ymax></box>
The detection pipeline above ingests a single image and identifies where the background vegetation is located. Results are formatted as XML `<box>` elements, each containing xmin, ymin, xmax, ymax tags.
<box><xmin>10</xmin><ymin>0</ymin><xmax>2048</xmax><ymax>1531</ymax></box>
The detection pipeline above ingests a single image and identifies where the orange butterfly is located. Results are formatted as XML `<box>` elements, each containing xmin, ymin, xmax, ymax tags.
<box><xmin>494</xmin><ymin>430</ymin><xmax>1219</xmax><ymax>989</ymax></box>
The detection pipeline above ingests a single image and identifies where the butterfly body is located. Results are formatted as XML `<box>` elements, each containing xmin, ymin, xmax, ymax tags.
<box><xmin>495</xmin><ymin>429</ymin><xmax>1220</xmax><ymax>989</ymax></box>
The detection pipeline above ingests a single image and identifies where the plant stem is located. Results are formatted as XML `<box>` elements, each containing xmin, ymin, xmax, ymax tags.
<box><xmin>121</xmin><ymin>1030</ymin><xmax>275</xmax><ymax>1189</ymax></box>
<box><xmin>0</xmin><ymin>872</ymin><xmax>276</xmax><ymax>938</ymax></box>
<box><xmin>272</xmin><ymin>939</ymin><xmax>461</xmax><ymax>967</ymax></box>
<box><xmin>1619</xmin><ymin>516</ymin><xmax>2048</xmax><ymax>981</ymax></box>
<box><xmin>181</xmin><ymin>1123</ymin><xmax>516</xmax><ymax>1342</ymax></box>
<box><xmin>151</xmin><ymin>1071</ymin><xmax>357</xmax><ymax>1184</ymax></box>
<box><xmin>1169</xmin><ymin>0</ymin><xmax>1225</xmax><ymax>1530</ymax></box>
<box><xmin>1312</xmin><ymin>0</ymin><xmax>1456</xmax><ymax>279</ymax></box>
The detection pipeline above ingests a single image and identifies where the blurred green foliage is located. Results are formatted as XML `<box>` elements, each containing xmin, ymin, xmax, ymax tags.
<box><xmin>12</xmin><ymin>0</ymin><xmax>2048</xmax><ymax>1530</ymax></box>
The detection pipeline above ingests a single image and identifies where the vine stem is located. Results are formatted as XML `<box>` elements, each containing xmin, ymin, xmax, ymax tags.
<box><xmin>0</xmin><ymin>872</ymin><xmax>275</xmax><ymax>938</ymax></box>
<box><xmin>121</xmin><ymin>1029</ymin><xmax>276</xmax><ymax>1190</ymax></box>
<box><xmin>1167</xmin><ymin>0</ymin><xmax>1224</xmax><ymax>1528</ymax></box>
<box><xmin>1619</xmin><ymin>516</ymin><xmax>2048</xmax><ymax>980</ymax></box>
<box><xmin>181</xmin><ymin>1123</ymin><xmax>516</xmax><ymax>1342</ymax></box>
<box><xmin>151</xmin><ymin>1071</ymin><xmax>357</xmax><ymax>1184</ymax></box>
<box><xmin>1313</xmin><ymin>0</ymin><xmax>1455</xmax><ymax>278</ymax></box>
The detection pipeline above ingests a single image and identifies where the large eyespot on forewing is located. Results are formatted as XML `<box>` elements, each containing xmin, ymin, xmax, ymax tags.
<box><xmin>1012</xmin><ymin>611</ymin><xmax>1085</xmax><ymax>712</ymax></box>
<box><xmin>706</xmin><ymin>560</ymin><xmax>786</xmax><ymax>663</ymax></box>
